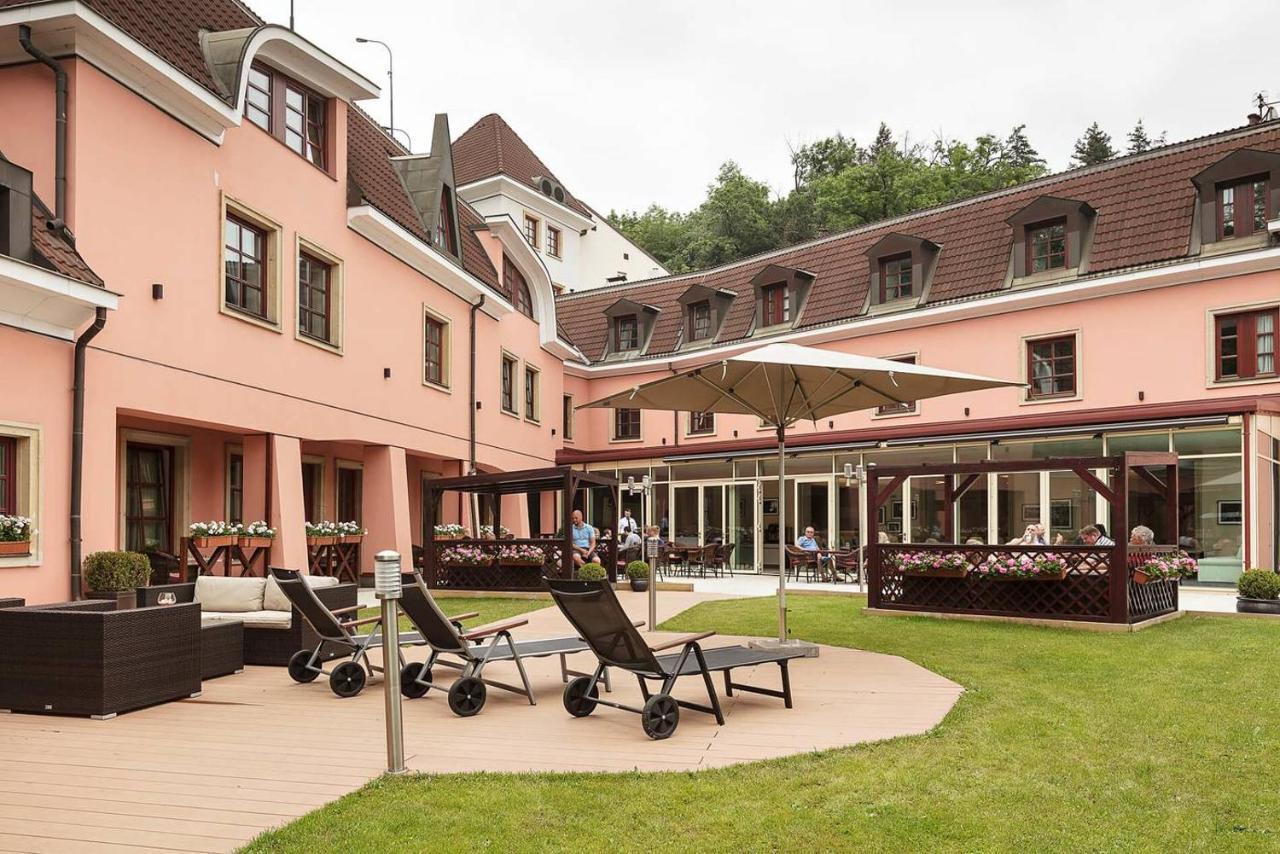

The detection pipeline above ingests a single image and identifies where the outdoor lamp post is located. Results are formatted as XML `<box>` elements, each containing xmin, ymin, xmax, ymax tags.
<box><xmin>355</xmin><ymin>37</ymin><xmax>410</xmax><ymax>148</ymax></box>
<box><xmin>374</xmin><ymin>550</ymin><xmax>405</xmax><ymax>774</ymax></box>
<box><xmin>628</xmin><ymin>475</ymin><xmax>657</xmax><ymax>630</ymax></box>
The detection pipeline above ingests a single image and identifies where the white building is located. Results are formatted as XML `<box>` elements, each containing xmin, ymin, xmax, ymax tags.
<box><xmin>452</xmin><ymin>114</ymin><xmax>666</xmax><ymax>293</ymax></box>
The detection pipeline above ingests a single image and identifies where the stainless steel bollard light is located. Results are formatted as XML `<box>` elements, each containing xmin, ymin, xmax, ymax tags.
<box><xmin>374</xmin><ymin>549</ymin><xmax>405</xmax><ymax>774</ymax></box>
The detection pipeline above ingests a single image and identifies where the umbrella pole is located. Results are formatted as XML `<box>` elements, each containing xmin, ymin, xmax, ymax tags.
<box><xmin>776</xmin><ymin>424</ymin><xmax>787</xmax><ymax>643</ymax></box>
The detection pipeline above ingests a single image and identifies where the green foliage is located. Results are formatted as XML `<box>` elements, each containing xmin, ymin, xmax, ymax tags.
<box><xmin>1238</xmin><ymin>568</ymin><xmax>1280</xmax><ymax>600</ymax></box>
<box><xmin>611</xmin><ymin>122</ymin><xmax>1051</xmax><ymax>272</ymax></box>
<box><xmin>1126</xmin><ymin>119</ymin><xmax>1166</xmax><ymax>155</ymax></box>
<box><xmin>1071</xmin><ymin>121</ymin><xmax>1116</xmax><ymax>167</ymax></box>
<box><xmin>624</xmin><ymin>560</ymin><xmax>650</xmax><ymax>580</ymax></box>
<box><xmin>576</xmin><ymin>562</ymin><xmax>607</xmax><ymax>581</ymax></box>
<box><xmin>83</xmin><ymin>550</ymin><xmax>151</xmax><ymax>592</ymax></box>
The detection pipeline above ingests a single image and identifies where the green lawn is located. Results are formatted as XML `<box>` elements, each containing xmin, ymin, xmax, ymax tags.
<box><xmin>247</xmin><ymin>596</ymin><xmax>1280</xmax><ymax>852</ymax></box>
<box><xmin>357</xmin><ymin>596</ymin><xmax>548</xmax><ymax>635</ymax></box>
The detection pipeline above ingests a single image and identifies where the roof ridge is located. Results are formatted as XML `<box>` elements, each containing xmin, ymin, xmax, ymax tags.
<box><xmin>556</xmin><ymin>118</ymin><xmax>1280</xmax><ymax>303</ymax></box>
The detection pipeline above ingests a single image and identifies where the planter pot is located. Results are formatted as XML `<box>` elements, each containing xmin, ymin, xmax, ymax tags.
<box><xmin>0</xmin><ymin>540</ymin><xmax>31</xmax><ymax>556</ymax></box>
<box><xmin>85</xmin><ymin>589</ymin><xmax>138</xmax><ymax>610</ymax></box>
<box><xmin>307</xmin><ymin>536</ymin><xmax>337</xmax><ymax>547</ymax></box>
<box><xmin>238</xmin><ymin>537</ymin><xmax>274</xmax><ymax>550</ymax></box>
<box><xmin>192</xmin><ymin>535</ymin><xmax>235</xmax><ymax>549</ymax></box>
<box><xmin>983</xmin><ymin>568</ymin><xmax>1068</xmax><ymax>581</ymax></box>
<box><xmin>1236</xmin><ymin>597</ymin><xmax>1280</xmax><ymax>615</ymax></box>
<box><xmin>629</xmin><ymin>578</ymin><xmax>650</xmax><ymax>592</ymax></box>
<box><xmin>903</xmin><ymin>567</ymin><xmax>968</xmax><ymax>579</ymax></box>
<box><xmin>1132</xmin><ymin>569</ymin><xmax>1177</xmax><ymax>585</ymax></box>
<box><xmin>499</xmin><ymin>561</ymin><xmax>543</xmax><ymax>568</ymax></box>
<box><xmin>339</xmin><ymin>534</ymin><xmax>364</xmax><ymax>544</ymax></box>
<box><xmin>434</xmin><ymin>534</ymin><xmax>462</xmax><ymax>541</ymax></box>
<box><xmin>442</xmin><ymin>562</ymin><xmax>489</xmax><ymax>570</ymax></box>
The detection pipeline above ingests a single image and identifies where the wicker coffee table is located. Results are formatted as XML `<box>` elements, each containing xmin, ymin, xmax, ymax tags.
<box><xmin>201</xmin><ymin>620</ymin><xmax>245</xmax><ymax>679</ymax></box>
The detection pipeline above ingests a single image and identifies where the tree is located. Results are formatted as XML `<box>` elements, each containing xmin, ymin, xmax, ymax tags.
<box><xmin>1072</xmin><ymin>122</ymin><xmax>1116</xmax><ymax>167</ymax></box>
<box><xmin>1126</xmin><ymin>119</ymin><xmax>1152</xmax><ymax>154</ymax></box>
<box><xmin>1002</xmin><ymin>124</ymin><xmax>1046</xmax><ymax>172</ymax></box>
<box><xmin>790</xmin><ymin>133</ymin><xmax>859</xmax><ymax>190</ymax></box>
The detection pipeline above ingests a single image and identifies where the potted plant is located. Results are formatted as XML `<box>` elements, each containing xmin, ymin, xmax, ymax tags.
<box><xmin>478</xmin><ymin>524</ymin><xmax>512</xmax><ymax>540</ymax></box>
<box><xmin>82</xmin><ymin>550</ymin><xmax>151</xmax><ymax>609</ymax></box>
<box><xmin>577</xmin><ymin>562</ymin><xmax>607</xmax><ymax>582</ymax></box>
<box><xmin>625</xmin><ymin>559</ymin><xmax>650</xmax><ymax>592</ymax></box>
<box><xmin>189</xmin><ymin>521</ymin><xmax>235</xmax><ymax>549</ymax></box>
<box><xmin>440</xmin><ymin>544</ymin><xmax>490</xmax><ymax>568</ymax></box>
<box><xmin>434</xmin><ymin>523</ymin><xmax>465</xmax><ymax>541</ymax></box>
<box><xmin>891</xmin><ymin>550</ymin><xmax>970</xmax><ymax>578</ymax></box>
<box><xmin>337</xmin><ymin>521</ymin><xmax>366</xmax><ymax>544</ymax></box>
<box><xmin>975</xmin><ymin>552</ymin><xmax>1069</xmax><ymax>581</ymax></box>
<box><xmin>0</xmin><ymin>515</ymin><xmax>34</xmax><ymax>556</ymax></box>
<box><xmin>306</xmin><ymin>521</ymin><xmax>338</xmax><ymax>546</ymax></box>
<box><xmin>1236</xmin><ymin>568</ymin><xmax>1280</xmax><ymax>614</ymax></box>
<box><xmin>498</xmin><ymin>543</ymin><xmax>544</xmax><ymax>567</ymax></box>
<box><xmin>1133</xmin><ymin>550</ymin><xmax>1197</xmax><ymax>585</ymax></box>
<box><xmin>237</xmin><ymin>520</ymin><xmax>276</xmax><ymax>550</ymax></box>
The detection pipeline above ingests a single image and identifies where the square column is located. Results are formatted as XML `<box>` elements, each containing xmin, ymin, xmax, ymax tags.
<box><xmin>241</xmin><ymin>434</ymin><xmax>268</xmax><ymax>525</ymax></box>
<box><xmin>362</xmin><ymin>445</ymin><xmax>413</xmax><ymax>576</ymax></box>
<box><xmin>269</xmin><ymin>435</ymin><xmax>308</xmax><ymax>572</ymax></box>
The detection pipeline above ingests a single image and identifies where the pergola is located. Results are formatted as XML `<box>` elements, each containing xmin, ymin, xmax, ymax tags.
<box><xmin>866</xmin><ymin>452</ymin><xmax>1181</xmax><ymax>625</ymax></box>
<box><xmin>423</xmin><ymin>466</ymin><xmax>620</xmax><ymax>591</ymax></box>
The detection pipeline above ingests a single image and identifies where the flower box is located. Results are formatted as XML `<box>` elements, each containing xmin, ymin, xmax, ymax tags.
<box><xmin>988</xmin><ymin>567</ymin><xmax>1067</xmax><ymax>581</ymax></box>
<box><xmin>339</xmin><ymin>534</ymin><xmax>364</xmax><ymax>544</ymax></box>
<box><xmin>307</xmin><ymin>536</ymin><xmax>337</xmax><ymax>547</ymax></box>
<box><xmin>0</xmin><ymin>540</ymin><xmax>31</xmax><ymax>556</ymax></box>
<box><xmin>442</xmin><ymin>561</ymin><xmax>490</xmax><ymax>569</ymax></box>
<box><xmin>238</xmin><ymin>536</ymin><xmax>274</xmax><ymax>550</ymax></box>
<box><xmin>435</xmin><ymin>534</ymin><xmax>463</xmax><ymax>541</ymax></box>
<box><xmin>903</xmin><ymin>566</ymin><xmax>968</xmax><ymax>579</ymax></box>
<box><xmin>499</xmin><ymin>559</ymin><xmax>544</xmax><ymax>568</ymax></box>
<box><xmin>192</xmin><ymin>535</ymin><xmax>236</xmax><ymax>549</ymax></box>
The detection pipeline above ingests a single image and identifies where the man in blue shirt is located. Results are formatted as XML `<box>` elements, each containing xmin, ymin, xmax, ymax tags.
<box><xmin>796</xmin><ymin>526</ymin><xmax>820</xmax><ymax>551</ymax></box>
<box><xmin>570</xmin><ymin>510</ymin><xmax>597</xmax><ymax>567</ymax></box>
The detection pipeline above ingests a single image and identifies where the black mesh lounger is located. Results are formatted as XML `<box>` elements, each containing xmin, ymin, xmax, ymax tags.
<box><xmin>270</xmin><ymin>567</ymin><xmax>398</xmax><ymax>698</ymax></box>
<box><xmin>544</xmin><ymin>577</ymin><xmax>808</xmax><ymax>739</ymax></box>
<box><xmin>397</xmin><ymin>571</ymin><xmax>612</xmax><ymax>716</ymax></box>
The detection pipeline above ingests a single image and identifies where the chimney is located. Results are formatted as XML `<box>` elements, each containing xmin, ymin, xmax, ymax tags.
<box><xmin>1248</xmin><ymin>112</ymin><xmax>1263</xmax><ymax>126</ymax></box>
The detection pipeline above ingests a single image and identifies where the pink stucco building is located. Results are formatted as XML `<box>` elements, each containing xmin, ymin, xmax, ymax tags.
<box><xmin>0</xmin><ymin>0</ymin><xmax>1277</xmax><ymax>605</ymax></box>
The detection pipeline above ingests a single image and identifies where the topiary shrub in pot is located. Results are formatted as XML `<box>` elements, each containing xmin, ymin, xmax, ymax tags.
<box><xmin>1236</xmin><ymin>568</ymin><xmax>1280</xmax><ymax>614</ymax></box>
<box><xmin>625</xmin><ymin>560</ymin><xmax>650</xmax><ymax>592</ymax></box>
<box><xmin>576</xmin><ymin>562</ymin><xmax>607</xmax><ymax>582</ymax></box>
<box><xmin>83</xmin><ymin>550</ymin><xmax>151</xmax><ymax>609</ymax></box>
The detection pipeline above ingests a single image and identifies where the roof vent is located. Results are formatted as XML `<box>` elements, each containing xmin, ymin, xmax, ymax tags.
<box><xmin>553</xmin><ymin>186</ymin><xmax>565</xmax><ymax>203</ymax></box>
<box><xmin>534</xmin><ymin>175</ymin><xmax>566</xmax><ymax>203</ymax></box>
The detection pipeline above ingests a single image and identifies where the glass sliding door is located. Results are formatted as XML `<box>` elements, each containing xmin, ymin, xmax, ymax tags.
<box><xmin>703</xmin><ymin>485</ymin><xmax>725</xmax><ymax>544</ymax></box>
<box><xmin>956</xmin><ymin>474</ymin><xmax>989</xmax><ymax>544</ymax></box>
<box><xmin>673</xmin><ymin>485</ymin><xmax>700</xmax><ymax>546</ymax></box>
<box><xmin>727</xmin><ymin>482</ymin><xmax>756</xmax><ymax>571</ymax></box>
<box><xmin>911</xmin><ymin>476</ymin><xmax>946</xmax><ymax>542</ymax></box>
<box><xmin>793</xmin><ymin>479</ymin><xmax>830</xmax><ymax>547</ymax></box>
<box><xmin>996</xmin><ymin>472</ymin><xmax>1039</xmax><ymax>543</ymax></box>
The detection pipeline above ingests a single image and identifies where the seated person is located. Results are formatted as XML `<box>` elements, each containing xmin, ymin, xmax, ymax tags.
<box><xmin>1079</xmin><ymin>525</ymin><xmax>1115</xmax><ymax>547</ymax></box>
<box><xmin>621</xmin><ymin>526</ymin><xmax>643</xmax><ymax>550</ymax></box>
<box><xmin>570</xmin><ymin>510</ymin><xmax>597</xmax><ymax>566</ymax></box>
<box><xmin>1129</xmin><ymin>525</ymin><xmax>1155</xmax><ymax>546</ymax></box>
<box><xmin>796</xmin><ymin>526</ymin><xmax>821</xmax><ymax>551</ymax></box>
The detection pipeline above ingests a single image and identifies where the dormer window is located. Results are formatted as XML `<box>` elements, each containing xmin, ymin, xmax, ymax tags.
<box><xmin>243</xmin><ymin>63</ymin><xmax>328</xmax><ymax>170</ymax></box>
<box><xmin>1027</xmin><ymin>219</ymin><xmax>1067</xmax><ymax>273</ymax></box>
<box><xmin>880</xmin><ymin>254</ymin><xmax>913</xmax><ymax>301</ymax></box>
<box><xmin>615</xmin><ymin>314</ymin><xmax>639</xmax><ymax>351</ymax></box>
<box><xmin>761</xmin><ymin>283</ymin><xmax>789</xmax><ymax>327</ymax></box>
<box><xmin>1218</xmin><ymin>176</ymin><xmax>1269</xmax><ymax>240</ymax></box>
<box><xmin>503</xmin><ymin>255</ymin><xmax>534</xmax><ymax>318</ymax></box>
<box><xmin>436</xmin><ymin>187</ymin><xmax>458</xmax><ymax>255</ymax></box>
<box><xmin>688</xmin><ymin>301</ymin><xmax>712</xmax><ymax>341</ymax></box>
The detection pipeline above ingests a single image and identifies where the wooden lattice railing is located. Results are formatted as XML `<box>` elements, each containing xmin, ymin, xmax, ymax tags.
<box><xmin>424</xmin><ymin>538</ymin><xmax>570</xmax><ymax>591</ymax></box>
<box><xmin>871</xmin><ymin>543</ymin><xmax>1179</xmax><ymax>624</ymax></box>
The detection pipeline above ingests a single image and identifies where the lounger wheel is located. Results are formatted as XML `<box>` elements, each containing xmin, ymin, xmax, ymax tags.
<box><xmin>562</xmin><ymin>676</ymin><xmax>600</xmax><ymax>717</ymax></box>
<box><xmin>287</xmin><ymin>650</ymin><xmax>319</xmax><ymax>684</ymax></box>
<box><xmin>329</xmin><ymin>661</ymin><xmax>367</xmax><ymax>698</ymax></box>
<box><xmin>400</xmin><ymin>662</ymin><xmax>432</xmax><ymax>699</ymax></box>
<box><xmin>641</xmin><ymin>694</ymin><xmax>680</xmax><ymax>740</ymax></box>
<box><xmin>448</xmin><ymin>676</ymin><xmax>487</xmax><ymax>716</ymax></box>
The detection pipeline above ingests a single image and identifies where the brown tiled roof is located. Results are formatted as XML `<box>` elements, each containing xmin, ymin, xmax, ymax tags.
<box><xmin>346</xmin><ymin>108</ymin><xmax>500</xmax><ymax>292</ymax></box>
<box><xmin>30</xmin><ymin>203</ymin><xmax>104</xmax><ymax>286</ymax></box>
<box><xmin>453</xmin><ymin>113</ymin><xmax>593</xmax><ymax>218</ymax></box>
<box><xmin>0</xmin><ymin>0</ymin><xmax>261</xmax><ymax>98</ymax></box>
<box><xmin>557</xmin><ymin>122</ymin><xmax>1280</xmax><ymax>363</ymax></box>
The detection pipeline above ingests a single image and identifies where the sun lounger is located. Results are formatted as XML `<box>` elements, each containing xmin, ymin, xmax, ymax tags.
<box><xmin>397</xmin><ymin>571</ymin><xmax>611</xmax><ymax>716</ymax></box>
<box><xmin>544</xmin><ymin>577</ymin><xmax>807</xmax><ymax>739</ymax></box>
<box><xmin>270</xmin><ymin>567</ymin><xmax>395</xmax><ymax>698</ymax></box>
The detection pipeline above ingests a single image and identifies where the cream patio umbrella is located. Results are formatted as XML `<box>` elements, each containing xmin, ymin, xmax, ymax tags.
<box><xmin>580</xmin><ymin>341</ymin><xmax>1023</xmax><ymax>645</ymax></box>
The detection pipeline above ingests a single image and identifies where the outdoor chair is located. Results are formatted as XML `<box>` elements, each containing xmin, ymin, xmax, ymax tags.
<box><xmin>269</xmin><ymin>567</ymin><xmax>392</xmax><ymax>698</ymax></box>
<box><xmin>545</xmin><ymin>578</ymin><xmax>808</xmax><ymax>740</ymax></box>
<box><xmin>661</xmin><ymin>545</ymin><xmax>688</xmax><ymax>576</ymax></box>
<box><xmin>718</xmin><ymin>543</ymin><xmax>736</xmax><ymax>577</ymax></box>
<box><xmin>397</xmin><ymin>571</ymin><xmax>611</xmax><ymax>716</ymax></box>
<box><xmin>829</xmin><ymin>549</ymin><xmax>860</xmax><ymax>585</ymax></box>
<box><xmin>785</xmin><ymin>545</ymin><xmax>819</xmax><ymax>582</ymax></box>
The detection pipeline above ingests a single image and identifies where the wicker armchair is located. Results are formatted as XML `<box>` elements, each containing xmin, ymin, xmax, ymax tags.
<box><xmin>0</xmin><ymin>600</ymin><xmax>201</xmax><ymax>718</ymax></box>
<box><xmin>137</xmin><ymin>580</ymin><xmax>358</xmax><ymax>666</ymax></box>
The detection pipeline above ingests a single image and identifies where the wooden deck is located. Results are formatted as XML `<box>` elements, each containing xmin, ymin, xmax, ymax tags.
<box><xmin>0</xmin><ymin>591</ymin><xmax>962</xmax><ymax>853</ymax></box>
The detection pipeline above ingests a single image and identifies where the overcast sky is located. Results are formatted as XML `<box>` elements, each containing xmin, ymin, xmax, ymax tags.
<box><xmin>254</xmin><ymin>0</ymin><xmax>1272</xmax><ymax>214</ymax></box>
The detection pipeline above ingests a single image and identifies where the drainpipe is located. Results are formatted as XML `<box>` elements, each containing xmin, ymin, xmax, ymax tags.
<box><xmin>70</xmin><ymin>308</ymin><xmax>107</xmax><ymax>599</ymax></box>
<box><xmin>18</xmin><ymin>25</ymin><xmax>68</xmax><ymax>227</ymax></box>
<box><xmin>468</xmin><ymin>294</ymin><xmax>485</xmax><ymax>475</ymax></box>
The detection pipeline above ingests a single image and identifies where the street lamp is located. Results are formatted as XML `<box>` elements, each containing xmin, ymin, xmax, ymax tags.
<box><xmin>355</xmin><ymin>37</ymin><xmax>405</xmax><ymax>146</ymax></box>
<box><xmin>374</xmin><ymin>550</ymin><xmax>405</xmax><ymax>774</ymax></box>
<box><xmin>627</xmin><ymin>475</ymin><xmax>657</xmax><ymax>630</ymax></box>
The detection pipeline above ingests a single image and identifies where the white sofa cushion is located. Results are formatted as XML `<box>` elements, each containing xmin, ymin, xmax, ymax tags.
<box><xmin>262</xmin><ymin>574</ymin><xmax>340</xmax><ymax>612</ymax></box>
<box><xmin>194</xmin><ymin>576</ymin><xmax>267</xmax><ymax>613</ymax></box>
<box><xmin>202</xmin><ymin>610</ymin><xmax>292</xmax><ymax>629</ymax></box>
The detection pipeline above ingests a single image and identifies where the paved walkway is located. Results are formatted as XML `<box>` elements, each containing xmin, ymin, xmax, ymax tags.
<box><xmin>0</xmin><ymin>590</ymin><xmax>961</xmax><ymax>853</ymax></box>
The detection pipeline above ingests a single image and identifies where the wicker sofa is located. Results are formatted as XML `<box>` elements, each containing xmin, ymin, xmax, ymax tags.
<box><xmin>0</xmin><ymin>600</ymin><xmax>201</xmax><ymax>718</ymax></box>
<box><xmin>137</xmin><ymin>575</ymin><xmax>357</xmax><ymax>666</ymax></box>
